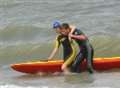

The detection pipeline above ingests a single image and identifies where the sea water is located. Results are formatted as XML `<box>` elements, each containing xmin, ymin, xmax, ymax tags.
<box><xmin>0</xmin><ymin>0</ymin><xmax>120</xmax><ymax>88</ymax></box>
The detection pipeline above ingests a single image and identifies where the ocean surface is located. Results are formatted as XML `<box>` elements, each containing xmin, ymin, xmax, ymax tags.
<box><xmin>0</xmin><ymin>0</ymin><xmax>120</xmax><ymax>88</ymax></box>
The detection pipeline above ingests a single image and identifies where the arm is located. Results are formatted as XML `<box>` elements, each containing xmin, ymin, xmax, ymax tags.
<box><xmin>69</xmin><ymin>25</ymin><xmax>76</xmax><ymax>41</ymax></box>
<box><xmin>48</xmin><ymin>35</ymin><xmax>61</xmax><ymax>60</ymax></box>
<box><xmin>69</xmin><ymin>25</ymin><xmax>87</xmax><ymax>40</ymax></box>
<box><xmin>48</xmin><ymin>48</ymin><xmax>58</xmax><ymax>60</ymax></box>
<box><xmin>70</xmin><ymin>25</ymin><xmax>76</xmax><ymax>34</ymax></box>
<box><xmin>69</xmin><ymin>34</ymin><xmax>87</xmax><ymax>40</ymax></box>
<box><xmin>61</xmin><ymin>41</ymin><xmax>77</xmax><ymax>71</ymax></box>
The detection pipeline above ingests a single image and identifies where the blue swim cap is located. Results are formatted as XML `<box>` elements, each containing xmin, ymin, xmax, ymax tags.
<box><xmin>53</xmin><ymin>21</ymin><xmax>61</xmax><ymax>29</ymax></box>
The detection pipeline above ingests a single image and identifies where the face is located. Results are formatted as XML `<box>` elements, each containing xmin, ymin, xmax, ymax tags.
<box><xmin>54</xmin><ymin>27</ymin><xmax>70</xmax><ymax>35</ymax></box>
<box><xmin>60</xmin><ymin>29</ymin><xmax>69</xmax><ymax>35</ymax></box>
<box><xmin>56</xmin><ymin>27</ymin><xmax>70</xmax><ymax>36</ymax></box>
<box><xmin>55</xmin><ymin>28</ymin><xmax>61</xmax><ymax>34</ymax></box>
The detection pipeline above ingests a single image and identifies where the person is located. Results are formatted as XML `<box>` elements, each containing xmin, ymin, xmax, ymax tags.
<box><xmin>48</xmin><ymin>21</ymin><xmax>94</xmax><ymax>74</ymax></box>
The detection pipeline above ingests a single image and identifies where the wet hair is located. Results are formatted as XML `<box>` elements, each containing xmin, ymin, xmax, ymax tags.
<box><xmin>61</xmin><ymin>23</ymin><xmax>70</xmax><ymax>30</ymax></box>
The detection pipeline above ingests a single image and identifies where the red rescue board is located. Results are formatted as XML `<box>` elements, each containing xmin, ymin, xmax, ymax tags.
<box><xmin>11</xmin><ymin>57</ymin><xmax>120</xmax><ymax>74</ymax></box>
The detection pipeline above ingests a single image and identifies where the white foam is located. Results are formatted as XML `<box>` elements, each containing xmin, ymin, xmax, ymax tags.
<box><xmin>0</xmin><ymin>84</ymin><xmax>48</xmax><ymax>88</ymax></box>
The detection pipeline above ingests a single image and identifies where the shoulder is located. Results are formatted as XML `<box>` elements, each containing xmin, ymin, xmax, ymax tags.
<box><xmin>70</xmin><ymin>25</ymin><xmax>76</xmax><ymax>29</ymax></box>
<box><xmin>74</xmin><ymin>28</ymin><xmax>84</xmax><ymax>35</ymax></box>
<box><xmin>56</xmin><ymin>34</ymin><xmax>64</xmax><ymax>41</ymax></box>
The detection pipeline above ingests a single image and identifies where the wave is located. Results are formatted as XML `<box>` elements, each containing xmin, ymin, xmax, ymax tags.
<box><xmin>0</xmin><ymin>35</ymin><xmax>119</xmax><ymax>65</ymax></box>
<box><xmin>0</xmin><ymin>25</ymin><xmax>53</xmax><ymax>43</ymax></box>
<box><xmin>0</xmin><ymin>84</ymin><xmax>48</xmax><ymax>88</ymax></box>
<box><xmin>0</xmin><ymin>26</ymin><xmax>119</xmax><ymax>65</ymax></box>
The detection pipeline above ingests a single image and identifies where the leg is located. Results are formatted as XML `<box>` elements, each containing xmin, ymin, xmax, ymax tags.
<box><xmin>86</xmin><ymin>44</ymin><xmax>94</xmax><ymax>74</ymax></box>
<box><xmin>91</xmin><ymin>45</ymin><xmax>94</xmax><ymax>68</ymax></box>
<box><xmin>71</xmin><ymin>50</ymin><xmax>84</xmax><ymax>73</ymax></box>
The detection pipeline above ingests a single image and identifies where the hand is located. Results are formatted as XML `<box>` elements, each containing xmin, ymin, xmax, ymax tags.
<box><xmin>61</xmin><ymin>64</ymin><xmax>71</xmax><ymax>75</ymax></box>
<box><xmin>69</xmin><ymin>33</ymin><xmax>74</xmax><ymax>38</ymax></box>
<box><xmin>61</xmin><ymin>64</ymin><xmax>67</xmax><ymax>71</ymax></box>
<box><xmin>68</xmin><ymin>36</ymin><xmax>72</xmax><ymax>42</ymax></box>
<box><xmin>48</xmin><ymin>56</ymin><xmax>53</xmax><ymax>60</ymax></box>
<box><xmin>68</xmin><ymin>33</ymin><xmax>74</xmax><ymax>42</ymax></box>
